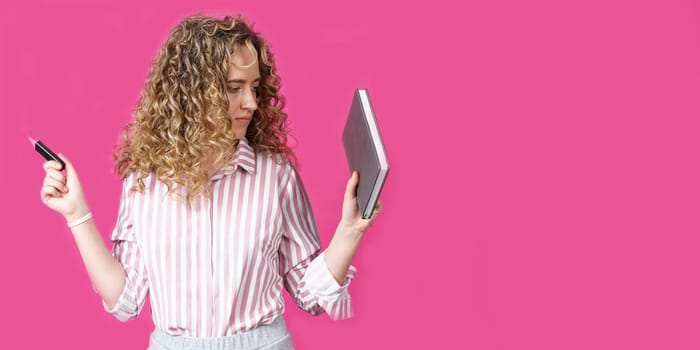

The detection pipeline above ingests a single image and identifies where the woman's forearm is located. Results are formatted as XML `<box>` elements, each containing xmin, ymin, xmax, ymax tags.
<box><xmin>324</xmin><ymin>223</ymin><xmax>363</xmax><ymax>285</ymax></box>
<box><xmin>324</xmin><ymin>171</ymin><xmax>382</xmax><ymax>285</ymax></box>
<box><xmin>39</xmin><ymin>157</ymin><xmax>126</xmax><ymax>308</ymax></box>
<box><xmin>69</xmin><ymin>217</ymin><xmax>126</xmax><ymax>309</ymax></box>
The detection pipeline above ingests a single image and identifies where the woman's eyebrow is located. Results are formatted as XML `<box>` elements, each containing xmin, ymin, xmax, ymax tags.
<box><xmin>227</xmin><ymin>77</ymin><xmax>261</xmax><ymax>83</ymax></box>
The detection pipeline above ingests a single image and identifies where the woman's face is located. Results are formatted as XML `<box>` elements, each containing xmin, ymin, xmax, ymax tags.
<box><xmin>226</xmin><ymin>45</ymin><xmax>260</xmax><ymax>140</ymax></box>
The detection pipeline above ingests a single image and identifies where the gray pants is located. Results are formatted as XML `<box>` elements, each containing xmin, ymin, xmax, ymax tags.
<box><xmin>148</xmin><ymin>317</ymin><xmax>294</xmax><ymax>350</ymax></box>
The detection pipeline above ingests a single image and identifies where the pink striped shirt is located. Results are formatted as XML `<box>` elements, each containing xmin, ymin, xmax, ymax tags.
<box><xmin>103</xmin><ymin>137</ymin><xmax>356</xmax><ymax>337</ymax></box>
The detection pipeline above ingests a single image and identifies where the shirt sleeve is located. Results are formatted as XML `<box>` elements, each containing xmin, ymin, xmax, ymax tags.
<box><xmin>278</xmin><ymin>162</ymin><xmax>357</xmax><ymax>320</ymax></box>
<box><xmin>101</xmin><ymin>175</ymin><xmax>150</xmax><ymax>322</ymax></box>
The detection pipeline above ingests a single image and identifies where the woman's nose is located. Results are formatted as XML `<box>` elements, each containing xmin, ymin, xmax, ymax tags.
<box><xmin>242</xmin><ymin>89</ymin><xmax>258</xmax><ymax>111</ymax></box>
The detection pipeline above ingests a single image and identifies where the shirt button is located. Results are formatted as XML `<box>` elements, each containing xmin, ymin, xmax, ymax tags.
<box><xmin>223</xmin><ymin>166</ymin><xmax>235</xmax><ymax>175</ymax></box>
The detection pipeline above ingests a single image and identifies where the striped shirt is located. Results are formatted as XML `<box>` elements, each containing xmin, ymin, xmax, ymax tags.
<box><xmin>103</xmin><ymin>137</ymin><xmax>356</xmax><ymax>338</ymax></box>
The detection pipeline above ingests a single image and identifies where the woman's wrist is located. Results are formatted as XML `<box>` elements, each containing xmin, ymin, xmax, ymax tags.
<box><xmin>65</xmin><ymin>203</ymin><xmax>91</xmax><ymax>223</ymax></box>
<box><xmin>67</xmin><ymin>212</ymin><xmax>93</xmax><ymax>228</ymax></box>
<box><xmin>335</xmin><ymin>221</ymin><xmax>365</xmax><ymax>243</ymax></box>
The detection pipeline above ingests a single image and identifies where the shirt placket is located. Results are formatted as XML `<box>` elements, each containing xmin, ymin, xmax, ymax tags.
<box><xmin>200</xmin><ymin>173</ymin><xmax>221</xmax><ymax>337</ymax></box>
<box><xmin>208</xmin><ymin>164</ymin><xmax>236</xmax><ymax>336</ymax></box>
<box><xmin>209</xmin><ymin>188</ymin><xmax>216</xmax><ymax>337</ymax></box>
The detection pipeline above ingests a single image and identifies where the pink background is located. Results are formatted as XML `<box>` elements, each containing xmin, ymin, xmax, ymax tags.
<box><xmin>1</xmin><ymin>0</ymin><xmax>699</xmax><ymax>348</ymax></box>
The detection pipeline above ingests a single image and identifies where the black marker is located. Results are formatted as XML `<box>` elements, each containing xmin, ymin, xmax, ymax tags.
<box><xmin>29</xmin><ymin>137</ymin><xmax>65</xmax><ymax>171</ymax></box>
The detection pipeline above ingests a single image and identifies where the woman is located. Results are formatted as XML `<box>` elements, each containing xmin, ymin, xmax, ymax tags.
<box><xmin>39</xmin><ymin>14</ymin><xmax>381</xmax><ymax>350</ymax></box>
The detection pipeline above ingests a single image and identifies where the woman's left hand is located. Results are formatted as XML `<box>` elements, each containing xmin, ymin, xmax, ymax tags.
<box><xmin>339</xmin><ymin>171</ymin><xmax>382</xmax><ymax>237</ymax></box>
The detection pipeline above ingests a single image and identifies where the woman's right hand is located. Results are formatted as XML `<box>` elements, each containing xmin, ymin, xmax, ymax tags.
<box><xmin>40</xmin><ymin>155</ymin><xmax>90</xmax><ymax>222</ymax></box>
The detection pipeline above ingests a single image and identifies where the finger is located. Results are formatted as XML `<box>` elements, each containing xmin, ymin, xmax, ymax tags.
<box><xmin>369</xmin><ymin>200</ymin><xmax>381</xmax><ymax>215</ymax></box>
<box><xmin>46</xmin><ymin>169</ymin><xmax>66</xmax><ymax>185</ymax></box>
<box><xmin>58</xmin><ymin>153</ymin><xmax>79</xmax><ymax>181</ymax></box>
<box><xmin>344</xmin><ymin>171</ymin><xmax>359</xmax><ymax>201</ymax></box>
<box><xmin>367</xmin><ymin>202</ymin><xmax>382</xmax><ymax>221</ymax></box>
<box><xmin>41</xmin><ymin>184</ymin><xmax>63</xmax><ymax>199</ymax></box>
<box><xmin>43</xmin><ymin>160</ymin><xmax>63</xmax><ymax>172</ymax></box>
<box><xmin>44</xmin><ymin>176</ymin><xmax>68</xmax><ymax>193</ymax></box>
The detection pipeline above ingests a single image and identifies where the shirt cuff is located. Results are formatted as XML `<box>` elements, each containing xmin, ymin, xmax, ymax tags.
<box><xmin>304</xmin><ymin>251</ymin><xmax>357</xmax><ymax>320</ymax></box>
<box><xmin>101</xmin><ymin>278</ymin><xmax>139</xmax><ymax>322</ymax></box>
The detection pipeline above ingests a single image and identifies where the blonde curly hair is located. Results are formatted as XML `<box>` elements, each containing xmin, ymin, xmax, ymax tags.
<box><xmin>114</xmin><ymin>14</ymin><xmax>294</xmax><ymax>199</ymax></box>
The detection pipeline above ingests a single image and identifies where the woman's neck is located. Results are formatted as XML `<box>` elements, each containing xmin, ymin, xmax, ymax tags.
<box><xmin>203</xmin><ymin>139</ymin><xmax>240</xmax><ymax>178</ymax></box>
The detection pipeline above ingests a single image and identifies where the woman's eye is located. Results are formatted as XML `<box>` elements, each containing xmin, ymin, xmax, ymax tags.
<box><xmin>227</xmin><ymin>87</ymin><xmax>240</xmax><ymax>93</ymax></box>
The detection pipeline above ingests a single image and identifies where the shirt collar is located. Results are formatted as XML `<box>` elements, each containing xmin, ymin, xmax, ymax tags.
<box><xmin>230</xmin><ymin>137</ymin><xmax>256</xmax><ymax>174</ymax></box>
<box><xmin>208</xmin><ymin>137</ymin><xmax>256</xmax><ymax>182</ymax></box>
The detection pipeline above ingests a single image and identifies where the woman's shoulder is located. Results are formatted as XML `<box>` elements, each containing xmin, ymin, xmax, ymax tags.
<box><xmin>254</xmin><ymin>151</ymin><xmax>300</xmax><ymax>188</ymax></box>
<box><xmin>255</xmin><ymin>149</ymin><xmax>294</xmax><ymax>170</ymax></box>
<box><xmin>119</xmin><ymin>170</ymin><xmax>159</xmax><ymax>194</ymax></box>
